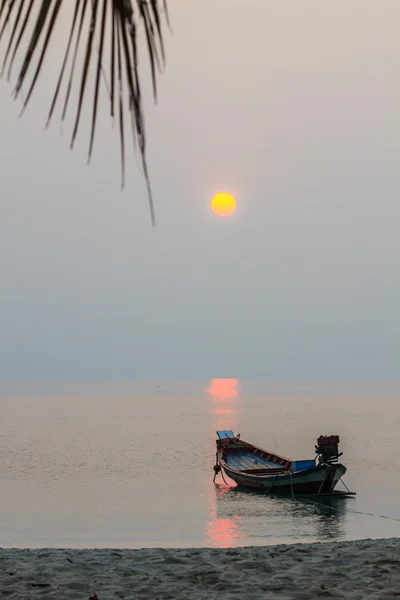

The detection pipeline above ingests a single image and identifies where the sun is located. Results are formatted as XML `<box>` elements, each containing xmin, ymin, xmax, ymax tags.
<box><xmin>211</xmin><ymin>192</ymin><xmax>237</xmax><ymax>218</ymax></box>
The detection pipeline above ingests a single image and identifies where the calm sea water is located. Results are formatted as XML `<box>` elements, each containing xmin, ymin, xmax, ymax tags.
<box><xmin>0</xmin><ymin>380</ymin><xmax>399</xmax><ymax>548</ymax></box>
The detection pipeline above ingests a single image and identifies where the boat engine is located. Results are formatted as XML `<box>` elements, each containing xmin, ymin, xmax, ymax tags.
<box><xmin>315</xmin><ymin>435</ymin><xmax>342</xmax><ymax>464</ymax></box>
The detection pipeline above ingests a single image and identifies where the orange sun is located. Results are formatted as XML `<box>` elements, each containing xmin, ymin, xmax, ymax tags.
<box><xmin>211</xmin><ymin>192</ymin><xmax>237</xmax><ymax>218</ymax></box>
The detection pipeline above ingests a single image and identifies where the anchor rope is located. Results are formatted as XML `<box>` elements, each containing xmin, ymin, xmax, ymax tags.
<box><xmin>295</xmin><ymin>495</ymin><xmax>400</xmax><ymax>523</ymax></box>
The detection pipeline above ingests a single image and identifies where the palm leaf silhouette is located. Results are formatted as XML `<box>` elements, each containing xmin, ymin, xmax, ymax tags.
<box><xmin>0</xmin><ymin>0</ymin><xmax>169</xmax><ymax>225</ymax></box>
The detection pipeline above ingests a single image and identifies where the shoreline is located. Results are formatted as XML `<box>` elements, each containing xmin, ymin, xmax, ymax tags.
<box><xmin>1</xmin><ymin>537</ymin><xmax>399</xmax><ymax>599</ymax></box>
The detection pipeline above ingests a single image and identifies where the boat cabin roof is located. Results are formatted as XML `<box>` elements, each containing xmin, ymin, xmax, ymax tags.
<box><xmin>216</xmin><ymin>430</ymin><xmax>235</xmax><ymax>439</ymax></box>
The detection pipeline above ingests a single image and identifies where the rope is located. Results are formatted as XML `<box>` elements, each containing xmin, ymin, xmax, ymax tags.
<box><xmin>259</xmin><ymin>473</ymin><xmax>280</xmax><ymax>494</ymax></box>
<box><xmin>338</xmin><ymin>476</ymin><xmax>352</xmax><ymax>494</ymax></box>
<box><xmin>297</xmin><ymin>494</ymin><xmax>400</xmax><ymax>523</ymax></box>
<box><xmin>213</xmin><ymin>452</ymin><xmax>228</xmax><ymax>484</ymax></box>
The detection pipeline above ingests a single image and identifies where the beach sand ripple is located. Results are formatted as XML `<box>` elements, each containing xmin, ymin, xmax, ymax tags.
<box><xmin>1</xmin><ymin>538</ymin><xmax>399</xmax><ymax>599</ymax></box>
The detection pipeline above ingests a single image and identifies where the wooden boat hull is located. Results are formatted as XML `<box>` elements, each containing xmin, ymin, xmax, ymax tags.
<box><xmin>221</xmin><ymin>461</ymin><xmax>346</xmax><ymax>494</ymax></box>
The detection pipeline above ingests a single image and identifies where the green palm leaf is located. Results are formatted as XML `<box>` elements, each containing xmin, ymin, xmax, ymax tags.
<box><xmin>0</xmin><ymin>0</ymin><xmax>169</xmax><ymax>225</ymax></box>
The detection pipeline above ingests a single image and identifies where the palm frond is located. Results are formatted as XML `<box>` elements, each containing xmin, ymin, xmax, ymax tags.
<box><xmin>0</xmin><ymin>0</ymin><xmax>169</xmax><ymax>225</ymax></box>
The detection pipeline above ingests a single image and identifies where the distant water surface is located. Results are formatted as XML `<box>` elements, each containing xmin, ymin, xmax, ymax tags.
<box><xmin>0</xmin><ymin>380</ymin><xmax>399</xmax><ymax>548</ymax></box>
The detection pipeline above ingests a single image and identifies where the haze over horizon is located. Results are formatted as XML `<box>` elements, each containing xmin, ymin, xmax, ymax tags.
<box><xmin>1</xmin><ymin>1</ymin><xmax>399</xmax><ymax>382</ymax></box>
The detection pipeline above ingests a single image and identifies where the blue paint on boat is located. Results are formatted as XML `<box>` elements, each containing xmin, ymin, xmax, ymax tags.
<box><xmin>226</xmin><ymin>452</ymin><xmax>281</xmax><ymax>470</ymax></box>
<box><xmin>292</xmin><ymin>459</ymin><xmax>316</xmax><ymax>472</ymax></box>
<box><xmin>216</xmin><ymin>430</ymin><xmax>235</xmax><ymax>439</ymax></box>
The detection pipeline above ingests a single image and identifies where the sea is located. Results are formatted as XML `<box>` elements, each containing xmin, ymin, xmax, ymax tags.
<box><xmin>1</xmin><ymin>380</ymin><xmax>399</xmax><ymax>548</ymax></box>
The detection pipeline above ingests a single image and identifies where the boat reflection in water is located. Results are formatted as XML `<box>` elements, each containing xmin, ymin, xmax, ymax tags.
<box><xmin>206</xmin><ymin>479</ymin><xmax>351</xmax><ymax>547</ymax></box>
<box><xmin>294</xmin><ymin>493</ymin><xmax>349</xmax><ymax>541</ymax></box>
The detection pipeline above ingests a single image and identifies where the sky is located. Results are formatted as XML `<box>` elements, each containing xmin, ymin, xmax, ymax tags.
<box><xmin>0</xmin><ymin>0</ymin><xmax>399</xmax><ymax>381</ymax></box>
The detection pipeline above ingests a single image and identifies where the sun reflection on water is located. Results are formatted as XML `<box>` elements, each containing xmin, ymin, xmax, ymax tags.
<box><xmin>204</xmin><ymin>378</ymin><xmax>242</xmax><ymax>548</ymax></box>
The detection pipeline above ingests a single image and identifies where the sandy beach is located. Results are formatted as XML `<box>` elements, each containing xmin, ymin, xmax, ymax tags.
<box><xmin>1</xmin><ymin>538</ymin><xmax>399</xmax><ymax>599</ymax></box>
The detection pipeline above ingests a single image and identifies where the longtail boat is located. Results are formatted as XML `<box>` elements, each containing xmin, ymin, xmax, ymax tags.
<box><xmin>214</xmin><ymin>430</ymin><xmax>354</xmax><ymax>496</ymax></box>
